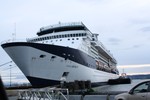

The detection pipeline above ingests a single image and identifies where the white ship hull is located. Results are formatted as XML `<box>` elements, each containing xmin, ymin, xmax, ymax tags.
<box><xmin>2</xmin><ymin>42</ymin><xmax>118</xmax><ymax>87</ymax></box>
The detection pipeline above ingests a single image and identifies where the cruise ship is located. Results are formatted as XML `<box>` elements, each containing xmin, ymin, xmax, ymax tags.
<box><xmin>1</xmin><ymin>22</ymin><xmax>119</xmax><ymax>87</ymax></box>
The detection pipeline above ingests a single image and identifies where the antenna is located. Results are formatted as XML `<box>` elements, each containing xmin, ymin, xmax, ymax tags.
<box><xmin>9</xmin><ymin>65</ymin><xmax>12</xmax><ymax>87</ymax></box>
<box><xmin>12</xmin><ymin>23</ymin><xmax>16</xmax><ymax>41</ymax></box>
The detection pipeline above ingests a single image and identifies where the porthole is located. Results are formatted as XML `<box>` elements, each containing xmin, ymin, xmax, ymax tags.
<box><xmin>40</xmin><ymin>55</ymin><xmax>46</xmax><ymax>58</ymax></box>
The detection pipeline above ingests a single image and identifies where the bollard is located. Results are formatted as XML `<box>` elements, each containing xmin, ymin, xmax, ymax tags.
<box><xmin>106</xmin><ymin>94</ymin><xmax>110</xmax><ymax>100</ymax></box>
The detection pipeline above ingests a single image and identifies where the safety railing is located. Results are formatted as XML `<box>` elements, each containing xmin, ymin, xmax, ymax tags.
<box><xmin>18</xmin><ymin>87</ymin><xmax>69</xmax><ymax>100</ymax></box>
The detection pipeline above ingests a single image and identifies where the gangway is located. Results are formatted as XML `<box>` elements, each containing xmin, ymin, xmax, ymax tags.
<box><xmin>18</xmin><ymin>87</ymin><xmax>69</xmax><ymax>100</ymax></box>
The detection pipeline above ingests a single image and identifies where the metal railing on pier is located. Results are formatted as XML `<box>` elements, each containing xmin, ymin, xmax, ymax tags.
<box><xmin>18</xmin><ymin>87</ymin><xmax>69</xmax><ymax>100</ymax></box>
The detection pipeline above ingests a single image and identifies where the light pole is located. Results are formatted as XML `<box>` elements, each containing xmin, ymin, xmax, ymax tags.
<box><xmin>9</xmin><ymin>65</ymin><xmax>12</xmax><ymax>87</ymax></box>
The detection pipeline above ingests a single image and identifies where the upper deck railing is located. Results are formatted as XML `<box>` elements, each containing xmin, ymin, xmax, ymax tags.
<box><xmin>39</xmin><ymin>22</ymin><xmax>84</xmax><ymax>32</ymax></box>
<box><xmin>1</xmin><ymin>39</ymin><xmax>27</xmax><ymax>45</ymax></box>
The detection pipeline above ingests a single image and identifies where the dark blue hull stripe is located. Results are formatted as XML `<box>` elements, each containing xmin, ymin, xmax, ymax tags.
<box><xmin>27</xmin><ymin>76</ymin><xmax>108</xmax><ymax>87</ymax></box>
<box><xmin>27</xmin><ymin>76</ymin><xmax>60</xmax><ymax>87</ymax></box>
<box><xmin>2</xmin><ymin>42</ymin><xmax>97</xmax><ymax>69</ymax></box>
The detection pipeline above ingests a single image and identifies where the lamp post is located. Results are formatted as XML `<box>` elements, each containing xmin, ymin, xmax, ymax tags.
<box><xmin>9</xmin><ymin>65</ymin><xmax>12</xmax><ymax>87</ymax></box>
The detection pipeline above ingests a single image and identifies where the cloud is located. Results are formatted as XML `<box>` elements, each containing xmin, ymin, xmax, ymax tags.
<box><xmin>132</xmin><ymin>44</ymin><xmax>142</xmax><ymax>49</ymax></box>
<box><xmin>118</xmin><ymin>64</ymin><xmax>150</xmax><ymax>68</ymax></box>
<box><xmin>130</xmin><ymin>19</ymin><xmax>150</xmax><ymax>25</ymax></box>
<box><xmin>108</xmin><ymin>38</ymin><xmax>121</xmax><ymax>45</ymax></box>
<box><xmin>127</xmin><ymin>72</ymin><xmax>150</xmax><ymax>75</ymax></box>
<box><xmin>140</xmin><ymin>26</ymin><xmax>150</xmax><ymax>32</ymax></box>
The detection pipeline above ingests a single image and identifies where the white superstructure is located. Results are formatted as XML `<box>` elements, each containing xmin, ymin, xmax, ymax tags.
<box><xmin>1</xmin><ymin>22</ymin><xmax>119</xmax><ymax>87</ymax></box>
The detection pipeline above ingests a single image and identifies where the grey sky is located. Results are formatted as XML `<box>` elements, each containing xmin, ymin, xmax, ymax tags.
<box><xmin>1</xmin><ymin>0</ymin><xmax>150</xmax><ymax>78</ymax></box>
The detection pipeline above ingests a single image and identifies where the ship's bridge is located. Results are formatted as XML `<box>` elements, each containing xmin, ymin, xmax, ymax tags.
<box><xmin>37</xmin><ymin>22</ymin><xmax>89</xmax><ymax>36</ymax></box>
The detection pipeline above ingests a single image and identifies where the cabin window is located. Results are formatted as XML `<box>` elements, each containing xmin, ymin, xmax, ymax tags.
<box><xmin>68</xmin><ymin>39</ymin><xmax>70</xmax><ymax>40</ymax></box>
<box><xmin>73</xmin><ymin>34</ymin><xmax>75</xmax><ymax>37</ymax></box>
<box><xmin>60</xmin><ymin>39</ymin><xmax>62</xmax><ymax>41</ymax></box>
<box><xmin>72</xmin><ymin>38</ymin><xmax>74</xmax><ymax>40</ymax></box>
<box><xmin>62</xmin><ymin>35</ymin><xmax>64</xmax><ymax>38</ymax></box>
<box><xmin>64</xmin><ymin>34</ymin><xmax>67</xmax><ymax>37</ymax></box>
<box><xmin>76</xmin><ymin>38</ymin><xmax>79</xmax><ymax>40</ymax></box>
<box><xmin>79</xmin><ymin>34</ymin><xmax>81</xmax><ymax>37</ymax></box>
<box><xmin>70</xmin><ymin>34</ymin><xmax>73</xmax><ymax>37</ymax></box>
<box><xmin>67</xmin><ymin>34</ymin><xmax>69</xmax><ymax>37</ymax></box>
<box><xmin>76</xmin><ymin>34</ymin><xmax>79</xmax><ymax>37</ymax></box>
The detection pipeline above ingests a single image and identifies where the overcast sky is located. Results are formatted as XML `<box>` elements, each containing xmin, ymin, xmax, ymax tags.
<box><xmin>1</xmin><ymin>0</ymin><xmax>150</xmax><ymax>83</ymax></box>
